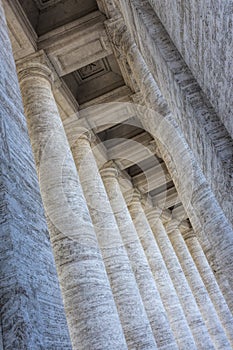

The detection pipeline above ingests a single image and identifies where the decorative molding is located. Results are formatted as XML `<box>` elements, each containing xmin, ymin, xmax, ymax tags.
<box><xmin>33</xmin><ymin>0</ymin><xmax>62</xmax><ymax>10</ymax></box>
<box><xmin>39</xmin><ymin>11</ymin><xmax>112</xmax><ymax>76</ymax></box>
<box><xmin>74</xmin><ymin>57</ymin><xmax>111</xmax><ymax>84</ymax></box>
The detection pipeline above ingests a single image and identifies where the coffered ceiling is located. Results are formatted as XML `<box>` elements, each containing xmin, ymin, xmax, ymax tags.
<box><xmin>19</xmin><ymin>0</ymin><xmax>98</xmax><ymax>35</ymax></box>
<box><xmin>5</xmin><ymin>0</ymin><xmax>189</xmax><ymax>225</ymax></box>
<box><xmin>33</xmin><ymin>0</ymin><xmax>63</xmax><ymax>10</ymax></box>
<box><xmin>63</xmin><ymin>55</ymin><xmax>125</xmax><ymax>104</ymax></box>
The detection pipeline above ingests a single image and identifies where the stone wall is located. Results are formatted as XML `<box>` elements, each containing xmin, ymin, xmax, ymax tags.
<box><xmin>126</xmin><ymin>0</ymin><xmax>233</xmax><ymax>226</ymax></box>
<box><xmin>0</xmin><ymin>1</ymin><xmax>71</xmax><ymax>348</ymax></box>
<box><xmin>148</xmin><ymin>0</ymin><xmax>233</xmax><ymax>140</ymax></box>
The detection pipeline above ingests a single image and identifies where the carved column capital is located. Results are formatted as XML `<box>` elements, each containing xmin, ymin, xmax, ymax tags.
<box><xmin>17</xmin><ymin>61</ymin><xmax>53</xmax><ymax>85</ymax></box>
<box><xmin>63</xmin><ymin>117</ymin><xmax>92</xmax><ymax>145</ymax></box>
<box><xmin>145</xmin><ymin>207</ymin><xmax>163</xmax><ymax>222</ymax></box>
<box><xmin>182</xmin><ymin>228</ymin><xmax>196</xmax><ymax>241</ymax></box>
<box><xmin>17</xmin><ymin>50</ymin><xmax>54</xmax><ymax>86</ymax></box>
<box><xmin>125</xmin><ymin>188</ymin><xmax>143</xmax><ymax>214</ymax></box>
<box><xmin>165</xmin><ymin>219</ymin><xmax>180</xmax><ymax>235</ymax></box>
<box><xmin>100</xmin><ymin>160</ymin><xmax>119</xmax><ymax>179</ymax></box>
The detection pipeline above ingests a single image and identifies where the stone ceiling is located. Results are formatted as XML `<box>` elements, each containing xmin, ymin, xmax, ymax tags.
<box><xmin>6</xmin><ymin>0</ymin><xmax>189</xmax><ymax>224</ymax></box>
<box><xmin>19</xmin><ymin>0</ymin><xmax>98</xmax><ymax>35</ymax></box>
<box><xmin>33</xmin><ymin>0</ymin><xmax>63</xmax><ymax>10</ymax></box>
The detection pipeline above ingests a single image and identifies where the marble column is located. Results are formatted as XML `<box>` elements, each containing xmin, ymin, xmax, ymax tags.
<box><xmin>0</xmin><ymin>4</ymin><xmax>71</xmax><ymax>349</ymax></box>
<box><xmin>167</xmin><ymin>222</ymin><xmax>231</xmax><ymax>349</ymax></box>
<box><xmin>146</xmin><ymin>207</ymin><xmax>215</xmax><ymax>350</ymax></box>
<box><xmin>105</xmin><ymin>15</ymin><xmax>233</xmax><ymax>311</ymax></box>
<box><xmin>17</xmin><ymin>53</ymin><xmax>127</xmax><ymax>350</ymax></box>
<box><xmin>127</xmin><ymin>194</ymin><xmax>197</xmax><ymax>350</ymax></box>
<box><xmin>182</xmin><ymin>228</ymin><xmax>233</xmax><ymax>346</ymax></box>
<box><xmin>98</xmin><ymin>160</ymin><xmax>178</xmax><ymax>350</ymax></box>
<box><xmin>65</xmin><ymin>126</ymin><xmax>157</xmax><ymax>350</ymax></box>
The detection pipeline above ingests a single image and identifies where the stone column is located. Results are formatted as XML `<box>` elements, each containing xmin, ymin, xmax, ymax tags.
<box><xmin>127</xmin><ymin>194</ymin><xmax>196</xmax><ymax>350</ymax></box>
<box><xmin>17</xmin><ymin>52</ymin><xmax>127</xmax><ymax>350</ymax></box>
<box><xmin>167</xmin><ymin>221</ymin><xmax>231</xmax><ymax>349</ymax></box>
<box><xmin>146</xmin><ymin>208</ymin><xmax>215</xmax><ymax>350</ymax></box>
<box><xmin>105</xmin><ymin>15</ymin><xmax>233</xmax><ymax>311</ymax></box>
<box><xmin>101</xmin><ymin>162</ymin><xmax>176</xmax><ymax>349</ymax></box>
<box><xmin>182</xmin><ymin>228</ymin><xmax>233</xmax><ymax>346</ymax></box>
<box><xmin>65</xmin><ymin>126</ymin><xmax>156</xmax><ymax>350</ymax></box>
<box><xmin>0</xmin><ymin>3</ymin><xmax>71</xmax><ymax>348</ymax></box>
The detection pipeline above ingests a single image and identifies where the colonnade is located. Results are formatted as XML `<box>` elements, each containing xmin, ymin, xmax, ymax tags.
<box><xmin>16</xmin><ymin>52</ymin><xmax>233</xmax><ymax>349</ymax></box>
<box><xmin>1</xmin><ymin>0</ymin><xmax>233</xmax><ymax>347</ymax></box>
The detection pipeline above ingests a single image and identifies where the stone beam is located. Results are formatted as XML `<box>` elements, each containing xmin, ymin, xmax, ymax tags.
<box><xmin>80</xmin><ymin>85</ymin><xmax>132</xmax><ymax>110</ymax></box>
<box><xmin>133</xmin><ymin>162</ymin><xmax>171</xmax><ymax>193</ymax></box>
<box><xmin>3</xmin><ymin>0</ymin><xmax>37</xmax><ymax>60</ymax></box>
<box><xmin>152</xmin><ymin>186</ymin><xmax>180</xmax><ymax>210</ymax></box>
<box><xmin>107</xmin><ymin>132</ymin><xmax>153</xmax><ymax>168</ymax></box>
<box><xmin>172</xmin><ymin>204</ymin><xmax>188</xmax><ymax>221</ymax></box>
<box><xmin>79</xmin><ymin>101</ymin><xmax>137</xmax><ymax>133</ymax></box>
<box><xmin>38</xmin><ymin>11</ymin><xmax>112</xmax><ymax>76</ymax></box>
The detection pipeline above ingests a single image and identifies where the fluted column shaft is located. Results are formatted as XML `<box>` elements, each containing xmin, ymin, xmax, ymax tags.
<box><xmin>68</xmin><ymin>132</ymin><xmax>156</xmax><ymax>350</ymax></box>
<box><xmin>98</xmin><ymin>161</ymin><xmax>178</xmax><ymax>350</ymax></box>
<box><xmin>146</xmin><ymin>208</ymin><xmax>214</xmax><ymax>350</ymax></box>
<box><xmin>183</xmin><ymin>230</ymin><xmax>233</xmax><ymax>346</ymax></box>
<box><xmin>128</xmin><ymin>200</ymin><xmax>196</xmax><ymax>350</ymax></box>
<box><xmin>167</xmin><ymin>222</ymin><xmax>231</xmax><ymax>349</ymax></box>
<box><xmin>105</xmin><ymin>16</ymin><xmax>233</xmax><ymax>311</ymax></box>
<box><xmin>17</xmin><ymin>55</ymin><xmax>126</xmax><ymax>350</ymax></box>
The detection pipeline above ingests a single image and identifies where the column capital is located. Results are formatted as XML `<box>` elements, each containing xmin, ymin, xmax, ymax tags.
<box><xmin>165</xmin><ymin>219</ymin><xmax>180</xmax><ymax>235</ymax></box>
<box><xmin>145</xmin><ymin>207</ymin><xmax>163</xmax><ymax>222</ymax></box>
<box><xmin>17</xmin><ymin>50</ymin><xmax>54</xmax><ymax>86</ymax></box>
<box><xmin>63</xmin><ymin>117</ymin><xmax>92</xmax><ymax>145</ymax></box>
<box><xmin>182</xmin><ymin>228</ymin><xmax>196</xmax><ymax>241</ymax></box>
<box><xmin>125</xmin><ymin>188</ymin><xmax>143</xmax><ymax>214</ymax></box>
<box><xmin>100</xmin><ymin>160</ymin><xmax>119</xmax><ymax>179</ymax></box>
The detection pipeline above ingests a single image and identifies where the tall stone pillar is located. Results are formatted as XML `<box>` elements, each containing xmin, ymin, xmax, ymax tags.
<box><xmin>65</xmin><ymin>126</ymin><xmax>157</xmax><ymax>350</ymax></box>
<box><xmin>101</xmin><ymin>162</ymin><xmax>176</xmax><ymax>349</ymax></box>
<box><xmin>105</xmin><ymin>15</ymin><xmax>233</xmax><ymax>311</ymax></box>
<box><xmin>126</xmin><ymin>191</ymin><xmax>197</xmax><ymax>350</ymax></box>
<box><xmin>146</xmin><ymin>208</ymin><xmax>214</xmax><ymax>350</ymax></box>
<box><xmin>0</xmin><ymin>3</ymin><xmax>71</xmax><ymax>349</ymax></box>
<box><xmin>182</xmin><ymin>229</ymin><xmax>233</xmax><ymax>346</ymax></box>
<box><xmin>17</xmin><ymin>52</ymin><xmax>127</xmax><ymax>350</ymax></box>
<box><xmin>167</xmin><ymin>221</ymin><xmax>231</xmax><ymax>349</ymax></box>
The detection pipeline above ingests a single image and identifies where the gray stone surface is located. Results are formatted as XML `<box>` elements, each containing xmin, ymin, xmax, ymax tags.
<box><xmin>148</xmin><ymin>0</ymin><xmax>233</xmax><ymax>141</ymax></box>
<box><xmin>0</xmin><ymin>2</ymin><xmax>71</xmax><ymax>349</ymax></box>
